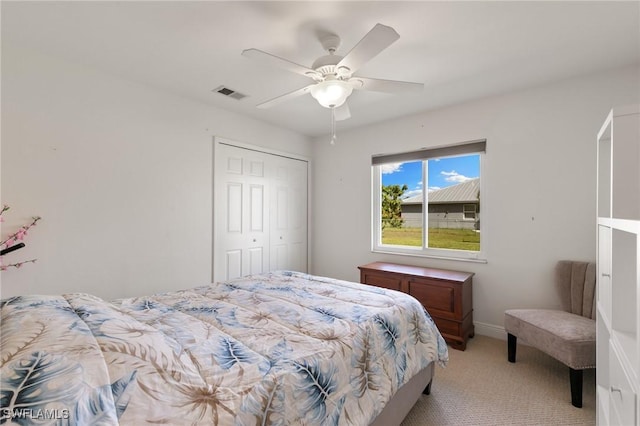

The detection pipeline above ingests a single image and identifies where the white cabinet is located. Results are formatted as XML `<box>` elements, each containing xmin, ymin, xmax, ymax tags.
<box><xmin>596</xmin><ymin>105</ymin><xmax>640</xmax><ymax>426</ymax></box>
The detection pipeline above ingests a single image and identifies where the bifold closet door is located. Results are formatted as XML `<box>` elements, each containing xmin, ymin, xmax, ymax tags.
<box><xmin>270</xmin><ymin>154</ymin><xmax>308</xmax><ymax>273</ymax></box>
<box><xmin>213</xmin><ymin>142</ymin><xmax>307</xmax><ymax>283</ymax></box>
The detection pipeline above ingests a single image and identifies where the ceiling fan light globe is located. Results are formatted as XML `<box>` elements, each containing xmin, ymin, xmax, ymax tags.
<box><xmin>310</xmin><ymin>80</ymin><xmax>353</xmax><ymax>108</ymax></box>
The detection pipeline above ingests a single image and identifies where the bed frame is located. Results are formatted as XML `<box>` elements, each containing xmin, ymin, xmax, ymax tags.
<box><xmin>370</xmin><ymin>363</ymin><xmax>434</xmax><ymax>426</ymax></box>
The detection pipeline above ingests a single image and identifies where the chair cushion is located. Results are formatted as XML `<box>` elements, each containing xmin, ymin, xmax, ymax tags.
<box><xmin>504</xmin><ymin>309</ymin><xmax>596</xmax><ymax>369</ymax></box>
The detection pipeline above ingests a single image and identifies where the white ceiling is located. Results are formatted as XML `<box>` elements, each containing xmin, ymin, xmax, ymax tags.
<box><xmin>3</xmin><ymin>1</ymin><xmax>639</xmax><ymax>137</ymax></box>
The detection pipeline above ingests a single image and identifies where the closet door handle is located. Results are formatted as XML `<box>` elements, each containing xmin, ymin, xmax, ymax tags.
<box><xmin>601</xmin><ymin>273</ymin><xmax>611</xmax><ymax>278</ymax></box>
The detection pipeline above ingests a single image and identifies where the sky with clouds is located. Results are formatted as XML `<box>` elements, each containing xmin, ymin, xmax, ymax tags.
<box><xmin>381</xmin><ymin>154</ymin><xmax>480</xmax><ymax>199</ymax></box>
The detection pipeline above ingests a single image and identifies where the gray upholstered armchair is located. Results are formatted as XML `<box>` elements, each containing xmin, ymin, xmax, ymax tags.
<box><xmin>504</xmin><ymin>260</ymin><xmax>596</xmax><ymax>408</ymax></box>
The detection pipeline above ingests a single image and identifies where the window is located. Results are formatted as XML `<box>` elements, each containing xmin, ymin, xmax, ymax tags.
<box><xmin>372</xmin><ymin>140</ymin><xmax>486</xmax><ymax>261</ymax></box>
<box><xmin>463</xmin><ymin>204</ymin><xmax>477</xmax><ymax>220</ymax></box>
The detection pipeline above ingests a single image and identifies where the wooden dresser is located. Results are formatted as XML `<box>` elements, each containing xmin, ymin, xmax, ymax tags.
<box><xmin>358</xmin><ymin>261</ymin><xmax>474</xmax><ymax>350</ymax></box>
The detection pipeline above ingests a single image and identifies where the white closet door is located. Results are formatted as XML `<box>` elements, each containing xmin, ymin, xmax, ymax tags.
<box><xmin>213</xmin><ymin>141</ymin><xmax>308</xmax><ymax>283</ymax></box>
<box><xmin>214</xmin><ymin>143</ymin><xmax>269</xmax><ymax>282</ymax></box>
<box><xmin>270</xmin><ymin>155</ymin><xmax>308</xmax><ymax>273</ymax></box>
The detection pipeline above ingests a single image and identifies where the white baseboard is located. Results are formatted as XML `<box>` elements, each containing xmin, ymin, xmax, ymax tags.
<box><xmin>473</xmin><ymin>321</ymin><xmax>507</xmax><ymax>341</ymax></box>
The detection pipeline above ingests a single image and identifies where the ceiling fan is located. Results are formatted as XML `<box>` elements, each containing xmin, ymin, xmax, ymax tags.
<box><xmin>242</xmin><ymin>23</ymin><xmax>423</xmax><ymax>126</ymax></box>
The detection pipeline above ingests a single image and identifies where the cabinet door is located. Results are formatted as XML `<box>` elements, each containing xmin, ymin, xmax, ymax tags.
<box><xmin>598</xmin><ymin>225</ymin><xmax>612</xmax><ymax>325</ymax></box>
<box><xmin>609</xmin><ymin>344</ymin><xmax>637</xmax><ymax>426</ymax></box>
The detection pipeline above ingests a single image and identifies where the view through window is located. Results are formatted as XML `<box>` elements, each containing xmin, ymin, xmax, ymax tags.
<box><xmin>373</xmin><ymin>145</ymin><xmax>483</xmax><ymax>258</ymax></box>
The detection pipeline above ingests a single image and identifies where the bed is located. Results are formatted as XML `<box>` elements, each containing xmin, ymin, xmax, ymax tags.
<box><xmin>1</xmin><ymin>271</ymin><xmax>448</xmax><ymax>425</ymax></box>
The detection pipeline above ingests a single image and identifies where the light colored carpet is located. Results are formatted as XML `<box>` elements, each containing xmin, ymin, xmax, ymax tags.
<box><xmin>402</xmin><ymin>335</ymin><xmax>595</xmax><ymax>426</ymax></box>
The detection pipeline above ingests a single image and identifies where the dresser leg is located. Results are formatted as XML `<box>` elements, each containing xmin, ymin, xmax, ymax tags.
<box><xmin>448</xmin><ymin>339</ymin><xmax>467</xmax><ymax>351</ymax></box>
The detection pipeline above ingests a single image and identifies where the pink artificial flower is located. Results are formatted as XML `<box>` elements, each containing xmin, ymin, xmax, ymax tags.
<box><xmin>15</xmin><ymin>228</ymin><xmax>27</xmax><ymax>240</ymax></box>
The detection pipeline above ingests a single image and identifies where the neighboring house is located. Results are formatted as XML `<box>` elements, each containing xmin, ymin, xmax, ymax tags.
<box><xmin>401</xmin><ymin>178</ymin><xmax>480</xmax><ymax>230</ymax></box>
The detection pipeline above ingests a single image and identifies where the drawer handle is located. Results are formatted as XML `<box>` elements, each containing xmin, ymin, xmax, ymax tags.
<box><xmin>611</xmin><ymin>386</ymin><xmax>622</xmax><ymax>394</ymax></box>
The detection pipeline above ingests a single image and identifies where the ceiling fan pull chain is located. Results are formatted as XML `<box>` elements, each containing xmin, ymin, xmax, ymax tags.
<box><xmin>330</xmin><ymin>108</ymin><xmax>337</xmax><ymax>145</ymax></box>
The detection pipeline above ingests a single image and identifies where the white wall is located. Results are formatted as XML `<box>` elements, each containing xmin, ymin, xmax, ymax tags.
<box><xmin>311</xmin><ymin>64</ymin><xmax>640</xmax><ymax>337</ymax></box>
<box><xmin>4</xmin><ymin>39</ymin><xmax>639</xmax><ymax>338</ymax></box>
<box><xmin>1</xmin><ymin>44</ymin><xmax>311</xmax><ymax>300</ymax></box>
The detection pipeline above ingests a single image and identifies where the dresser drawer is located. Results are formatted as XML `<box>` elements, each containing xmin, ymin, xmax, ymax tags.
<box><xmin>361</xmin><ymin>272</ymin><xmax>402</xmax><ymax>291</ymax></box>
<box><xmin>609</xmin><ymin>344</ymin><xmax>637</xmax><ymax>426</ymax></box>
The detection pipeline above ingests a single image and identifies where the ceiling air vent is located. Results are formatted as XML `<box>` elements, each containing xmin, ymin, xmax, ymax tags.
<box><xmin>213</xmin><ymin>86</ymin><xmax>247</xmax><ymax>100</ymax></box>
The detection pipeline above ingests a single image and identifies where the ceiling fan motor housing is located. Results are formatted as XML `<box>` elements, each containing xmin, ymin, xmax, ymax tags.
<box><xmin>312</xmin><ymin>33</ymin><xmax>352</xmax><ymax>78</ymax></box>
<box><xmin>312</xmin><ymin>54</ymin><xmax>345</xmax><ymax>77</ymax></box>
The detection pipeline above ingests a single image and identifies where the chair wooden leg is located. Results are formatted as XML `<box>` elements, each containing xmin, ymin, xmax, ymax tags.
<box><xmin>569</xmin><ymin>368</ymin><xmax>583</xmax><ymax>408</ymax></box>
<box><xmin>507</xmin><ymin>333</ymin><xmax>517</xmax><ymax>363</ymax></box>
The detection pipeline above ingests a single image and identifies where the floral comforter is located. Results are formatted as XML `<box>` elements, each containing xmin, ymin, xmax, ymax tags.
<box><xmin>1</xmin><ymin>271</ymin><xmax>448</xmax><ymax>425</ymax></box>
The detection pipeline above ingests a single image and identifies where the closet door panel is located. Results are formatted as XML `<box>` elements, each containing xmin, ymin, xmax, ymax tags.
<box><xmin>226</xmin><ymin>183</ymin><xmax>243</xmax><ymax>233</ymax></box>
<box><xmin>226</xmin><ymin>250</ymin><xmax>242</xmax><ymax>280</ymax></box>
<box><xmin>248</xmin><ymin>247</ymin><xmax>264</xmax><ymax>275</ymax></box>
<box><xmin>249</xmin><ymin>185</ymin><xmax>264</xmax><ymax>232</ymax></box>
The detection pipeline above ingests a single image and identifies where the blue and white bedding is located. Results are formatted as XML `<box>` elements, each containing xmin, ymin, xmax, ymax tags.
<box><xmin>1</xmin><ymin>271</ymin><xmax>448</xmax><ymax>425</ymax></box>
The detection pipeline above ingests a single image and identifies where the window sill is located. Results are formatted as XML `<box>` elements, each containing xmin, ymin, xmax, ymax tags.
<box><xmin>372</xmin><ymin>248</ymin><xmax>488</xmax><ymax>264</ymax></box>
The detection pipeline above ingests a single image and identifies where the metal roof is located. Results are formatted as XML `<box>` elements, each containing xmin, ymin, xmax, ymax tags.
<box><xmin>402</xmin><ymin>178</ymin><xmax>480</xmax><ymax>204</ymax></box>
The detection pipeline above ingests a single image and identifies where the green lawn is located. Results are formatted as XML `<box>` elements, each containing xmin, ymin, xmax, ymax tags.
<box><xmin>382</xmin><ymin>227</ymin><xmax>480</xmax><ymax>251</ymax></box>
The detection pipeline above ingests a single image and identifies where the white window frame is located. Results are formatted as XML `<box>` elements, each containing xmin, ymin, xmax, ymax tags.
<box><xmin>463</xmin><ymin>204</ymin><xmax>477</xmax><ymax>221</ymax></box>
<box><xmin>371</xmin><ymin>140</ymin><xmax>487</xmax><ymax>263</ymax></box>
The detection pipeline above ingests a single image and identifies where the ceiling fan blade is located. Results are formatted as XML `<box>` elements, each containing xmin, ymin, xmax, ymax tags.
<box><xmin>349</xmin><ymin>77</ymin><xmax>423</xmax><ymax>94</ymax></box>
<box><xmin>256</xmin><ymin>84</ymin><xmax>315</xmax><ymax>109</ymax></box>
<box><xmin>336</xmin><ymin>24</ymin><xmax>400</xmax><ymax>76</ymax></box>
<box><xmin>242</xmin><ymin>48</ymin><xmax>321</xmax><ymax>80</ymax></box>
<box><xmin>334</xmin><ymin>103</ymin><xmax>351</xmax><ymax>121</ymax></box>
